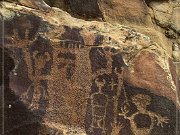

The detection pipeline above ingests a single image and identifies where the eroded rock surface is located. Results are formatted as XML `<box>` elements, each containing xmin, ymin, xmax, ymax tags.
<box><xmin>0</xmin><ymin>1</ymin><xmax>180</xmax><ymax>135</ymax></box>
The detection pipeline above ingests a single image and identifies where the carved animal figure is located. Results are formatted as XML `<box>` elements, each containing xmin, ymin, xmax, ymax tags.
<box><xmin>18</xmin><ymin>0</ymin><xmax>51</xmax><ymax>11</ymax></box>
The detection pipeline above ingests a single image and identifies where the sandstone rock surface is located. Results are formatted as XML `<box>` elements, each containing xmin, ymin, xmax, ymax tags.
<box><xmin>0</xmin><ymin>1</ymin><xmax>180</xmax><ymax>135</ymax></box>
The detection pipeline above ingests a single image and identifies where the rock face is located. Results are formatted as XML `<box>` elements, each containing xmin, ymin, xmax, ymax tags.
<box><xmin>0</xmin><ymin>1</ymin><xmax>180</xmax><ymax>135</ymax></box>
<box><xmin>44</xmin><ymin>0</ymin><xmax>180</xmax><ymax>54</ymax></box>
<box><xmin>149</xmin><ymin>1</ymin><xmax>180</xmax><ymax>33</ymax></box>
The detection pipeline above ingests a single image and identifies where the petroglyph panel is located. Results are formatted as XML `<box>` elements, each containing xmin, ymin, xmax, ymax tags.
<box><xmin>1</xmin><ymin>14</ymin><xmax>180</xmax><ymax>135</ymax></box>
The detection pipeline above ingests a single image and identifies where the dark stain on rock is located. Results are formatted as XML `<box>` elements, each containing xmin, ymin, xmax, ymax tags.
<box><xmin>1</xmin><ymin>14</ymin><xmax>41</xmax><ymax>46</ymax></box>
<box><xmin>58</xmin><ymin>52</ymin><xmax>76</xmax><ymax>60</ymax></box>
<box><xmin>89</xmin><ymin>47</ymin><xmax>107</xmax><ymax>73</ymax></box>
<box><xmin>134</xmin><ymin>113</ymin><xmax>152</xmax><ymax>128</ymax></box>
<box><xmin>0</xmin><ymin>48</ymin><xmax>42</xmax><ymax>135</ymax></box>
<box><xmin>58</xmin><ymin>51</ymin><xmax>76</xmax><ymax>80</ymax></box>
<box><xmin>64</xmin><ymin>0</ymin><xmax>103</xmax><ymax>19</ymax></box>
<box><xmin>29</xmin><ymin>36</ymin><xmax>53</xmax><ymax>76</ymax></box>
<box><xmin>94</xmin><ymin>35</ymin><xmax>104</xmax><ymax>45</ymax></box>
<box><xmin>61</xmin><ymin>26</ymin><xmax>85</xmax><ymax>46</ymax></box>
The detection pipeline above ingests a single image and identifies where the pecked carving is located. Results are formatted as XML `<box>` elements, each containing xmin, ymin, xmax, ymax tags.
<box><xmin>1</xmin><ymin>3</ymin><xmax>179</xmax><ymax>134</ymax></box>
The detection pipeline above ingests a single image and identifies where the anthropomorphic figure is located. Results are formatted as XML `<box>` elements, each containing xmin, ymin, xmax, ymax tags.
<box><xmin>119</xmin><ymin>94</ymin><xmax>169</xmax><ymax>135</ymax></box>
<box><xmin>22</xmin><ymin>51</ymin><xmax>50</xmax><ymax>110</ymax></box>
<box><xmin>89</xmin><ymin>78</ymin><xmax>108</xmax><ymax>134</ymax></box>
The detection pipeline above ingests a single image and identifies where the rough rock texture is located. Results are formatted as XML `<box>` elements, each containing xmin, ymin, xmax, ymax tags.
<box><xmin>148</xmin><ymin>1</ymin><xmax>180</xmax><ymax>32</ymax></box>
<box><xmin>39</xmin><ymin>0</ymin><xmax>180</xmax><ymax>80</ymax></box>
<box><xmin>0</xmin><ymin>1</ymin><xmax>180</xmax><ymax>135</ymax></box>
<box><xmin>44</xmin><ymin>0</ymin><xmax>180</xmax><ymax>56</ymax></box>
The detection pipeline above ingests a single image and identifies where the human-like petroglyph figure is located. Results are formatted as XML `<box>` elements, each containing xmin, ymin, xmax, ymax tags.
<box><xmin>172</xmin><ymin>42</ymin><xmax>180</xmax><ymax>62</ymax></box>
<box><xmin>28</xmin><ymin>51</ymin><xmax>50</xmax><ymax>109</ymax></box>
<box><xmin>119</xmin><ymin>94</ymin><xmax>169</xmax><ymax>135</ymax></box>
<box><xmin>22</xmin><ymin>51</ymin><xmax>51</xmax><ymax>110</ymax></box>
<box><xmin>18</xmin><ymin>0</ymin><xmax>51</xmax><ymax>12</ymax></box>
<box><xmin>8</xmin><ymin>28</ymin><xmax>52</xmax><ymax>110</ymax></box>
<box><xmin>89</xmin><ymin>78</ymin><xmax>108</xmax><ymax>134</ymax></box>
<box><xmin>88</xmin><ymin>47</ymin><xmax>126</xmax><ymax>134</ymax></box>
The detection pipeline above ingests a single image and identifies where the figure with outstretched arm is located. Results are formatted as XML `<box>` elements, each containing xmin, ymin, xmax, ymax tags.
<box><xmin>118</xmin><ymin>94</ymin><xmax>169</xmax><ymax>135</ymax></box>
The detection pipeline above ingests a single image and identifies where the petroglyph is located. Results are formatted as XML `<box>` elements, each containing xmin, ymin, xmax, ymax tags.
<box><xmin>6</xmin><ymin>28</ymin><xmax>51</xmax><ymax>110</ymax></box>
<box><xmin>6</xmin><ymin>29</ymin><xmax>36</xmax><ymax>48</ymax></box>
<box><xmin>111</xmin><ymin>123</ymin><xmax>124</xmax><ymax>135</ymax></box>
<box><xmin>5</xmin><ymin>27</ymin><xmax>171</xmax><ymax>134</ymax></box>
<box><xmin>21</xmin><ymin>50</ymin><xmax>51</xmax><ymax>110</ymax></box>
<box><xmin>85</xmin><ymin>46</ymin><xmax>126</xmax><ymax>135</ymax></box>
<box><xmin>119</xmin><ymin>94</ymin><xmax>169</xmax><ymax>135</ymax></box>
<box><xmin>2</xmin><ymin>13</ymin><xmax>177</xmax><ymax>135</ymax></box>
<box><xmin>89</xmin><ymin>78</ymin><xmax>107</xmax><ymax>133</ymax></box>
